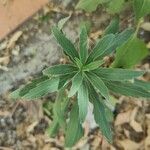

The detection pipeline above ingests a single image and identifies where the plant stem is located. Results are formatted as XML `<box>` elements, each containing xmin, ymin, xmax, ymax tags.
<box><xmin>134</xmin><ymin>18</ymin><xmax>144</xmax><ymax>37</ymax></box>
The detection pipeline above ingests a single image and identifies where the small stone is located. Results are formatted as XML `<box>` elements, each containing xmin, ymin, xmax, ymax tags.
<box><xmin>12</xmin><ymin>45</ymin><xmax>20</xmax><ymax>56</ymax></box>
<box><xmin>23</xmin><ymin>34</ymin><xmax>29</xmax><ymax>41</ymax></box>
<box><xmin>141</xmin><ymin>22</ymin><xmax>150</xmax><ymax>32</ymax></box>
<box><xmin>0</xmin><ymin>40</ymin><xmax>8</xmax><ymax>51</ymax></box>
<box><xmin>0</xmin><ymin>118</ymin><xmax>6</xmax><ymax>128</ymax></box>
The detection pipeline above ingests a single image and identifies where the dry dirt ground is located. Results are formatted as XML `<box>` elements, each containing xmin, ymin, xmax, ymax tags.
<box><xmin>0</xmin><ymin>1</ymin><xmax>150</xmax><ymax>150</ymax></box>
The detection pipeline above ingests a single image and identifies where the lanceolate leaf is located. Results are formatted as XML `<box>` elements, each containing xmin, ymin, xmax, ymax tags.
<box><xmin>112</xmin><ymin>36</ymin><xmax>149</xmax><ymax>68</ymax></box>
<box><xmin>52</xmin><ymin>27</ymin><xmax>79</xmax><ymax>61</ymax></box>
<box><xmin>100</xmin><ymin>28</ymin><xmax>134</xmax><ymax>58</ymax></box>
<box><xmin>65</xmin><ymin>103</ymin><xmax>84</xmax><ymax>147</ymax></box>
<box><xmin>58</xmin><ymin>73</ymin><xmax>75</xmax><ymax>89</ymax></box>
<box><xmin>69</xmin><ymin>72</ymin><xmax>83</xmax><ymax>97</ymax></box>
<box><xmin>87</xmin><ymin>34</ymin><xmax>115</xmax><ymax>63</ymax></box>
<box><xmin>134</xmin><ymin>79</ymin><xmax>150</xmax><ymax>91</ymax></box>
<box><xmin>11</xmin><ymin>76</ymin><xmax>49</xmax><ymax>99</ymax></box>
<box><xmin>80</xmin><ymin>21</ymin><xmax>92</xmax><ymax>34</ymax></box>
<box><xmin>48</xmin><ymin>90</ymin><xmax>69</xmax><ymax>137</ymax></box>
<box><xmin>86</xmin><ymin>28</ymin><xmax>133</xmax><ymax>63</ymax></box>
<box><xmin>86</xmin><ymin>72</ymin><xmax>109</xmax><ymax>100</ymax></box>
<box><xmin>90</xmin><ymin>87</ymin><xmax>112</xmax><ymax>143</ymax></box>
<box><xmin>78</xmin><ymin>82</ymin><xmax>89</xmax><ymax>122</ymax></box>
<box><xmin>104</xmin><ymin>16</ymin><xmax>119</xmax><ymax>35</ymax></box>
<box><xmin>134</xmin><ymin>0</ymin><xmax>150</xmax><ymax>21</ymax></box>
<box><xmin>79</xmin><ymin>26</ymin><xmax>88</xmax><ymax>64</ymax></box>
<box><xmin>83</xmin><ymin>60</ymin><xmax>104</xmax><ymax>71</ymax></box>
<box><xmin>47</xmin><ymin>120</ymin><xmax>59</xmax><ymax>137</ymax></box>
<box><xmin>22</xmin><ymin>77</ymin><xmax>59</xmax><ymax>99</ymax></box>
<box><xmin>43</xmin><ymin>64</ymin><xmax>78</xmax><ymax>76</ymax></box>
<box><xmin>75</xmin><ymin>58</ymin><xmax>83</xmax><ymax>69</ymax></box>
<box><xmin>93</xmin><ymin>68</ymin><xmax>144</xmax><ymax>81</ymax></box>
<box><xmin>105</xmin><ymin>105</ymin><xmax>114</xmax><ymax>122</ymax></box>
<box><xmin>114</xmin><ymin>28</ymin><xmax>134</xmax><ymax>47</ymax></box>
<box><xmin>104</xmin><ymin>80</ymin><xmax>150</xmax><ymax>98</ymax></box>
<box><xmin>53</xmin><ymin>89</ymin><xmax>69</xmax><ymax>129</ymax></box>
<box><xmin>58</xmin><ymin>15</ymin><xmax>71</xmax><ymax>30</ymax></box>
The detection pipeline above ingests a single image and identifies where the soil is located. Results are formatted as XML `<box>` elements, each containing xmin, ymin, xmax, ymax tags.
<box><xmin>0</xmin><ymin>1</ymin><xmax>150</xmax><ymax>150</ymax></box>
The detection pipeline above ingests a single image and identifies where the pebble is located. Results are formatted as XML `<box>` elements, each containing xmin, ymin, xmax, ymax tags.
<box><xmin>0</xmin><ymin>40</ymin><xmax>7</xmax><ymax>51</ymax></box>
<box><xmin>0</xmin><ymin>117</ymin><xmax>6</xmax><ymax>128</ymax></box>
<box><xmin>12</xmin><ymin>45</ymin><xmax>20</xmax><ymax>56</ymax></box>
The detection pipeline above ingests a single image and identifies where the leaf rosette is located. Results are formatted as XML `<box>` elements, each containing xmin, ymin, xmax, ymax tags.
<box><xmin>11</xmin><ymin>26</ymin><xmax>150</xmax><ymax>147</ymax></box>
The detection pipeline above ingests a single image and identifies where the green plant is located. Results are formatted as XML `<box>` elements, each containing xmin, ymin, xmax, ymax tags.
<box><xmin>76</xmin><ymin>0</ymin><xmax>131</xmax><ymax>13</ymax></box>
<box><xmin>111</xmin><ymin>0</ymin><xmax>150</xmax><ymax>68</ymax></box>
<box><xmin>76</xmin><ymin>0</ymin><xmax>150</xmax><ymax>68</ymax></box>
<box><xmin>11</xmin><ymin>26</ymin><xmax>150</xmax><ymax>147</ymax></box>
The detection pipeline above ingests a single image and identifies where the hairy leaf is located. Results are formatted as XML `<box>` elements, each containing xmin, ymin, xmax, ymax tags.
<box><xmin>90</xmin><ymin>87</ymin><xmax>112</xmax><ymax>143</ymax></box>
<box><xmin>134</xmin><ymin>79</ymin><xmax>150</xmax><ymax>91</ymax></box>
<box><xmin>93</xmin><ymin>68</ymin><xmax>144</xmax><ymax>81</ymax></box>
<box><xmin>87</xmin><ymin>28</ymin><xmax>133</xmax><ymax>62</ymax></box>
<box><xmin>79</xmin><ymin>26</ymin><xmax>88</xmax><ymax>64</ymax></box>
<box><xmin>75</xmin><ymin>57</ymin><xmax>83</xmax><ymax>69</ymax></box>
<box><xmin>11</xmin><ymin>76</ymin><xmax>49</xmax><ymax>99</ymax></box>
<box><xmin>69</xmin><ymin>72</ymin><xmax>83</xmax><ymax>97</ymax></box>
<box><xmin>104</xmin><ymin>16</ymin><xmax>119</xmax><ymax>35</ymax></box>
<box><xmin>98</xmin><ymin>28</ymin><xmax>134</xmax><ymax>59</ymax></box>
<box><xmin>114</xmin><ymin>28</ymin><xmax>134</xmax><ymax>47</ymax></box>
<box><xmin>87</xmin><ymin>34</ymin><xmax>115</xmax><ymax>63</ymax></box>
<box><xmin>104</xmin><ymin>80</ymin><xmax>150</xmax><ymax>98</ymax></box>
<box><xmin>105</xmin><ymin>105</ymin><xmax>114</xmax><ymax>122</ymax></box>
<box><xmin>86</xmin><ymin>72</ymin><xmax>109</xmax><ymax>100</ymax></box>
<box><xmin>43</xmin><ymin>64</ymin><xmax>78</xmax><ymax>76</ymax></box>
<box><xmin>80</xmin><ymin>21</ymin><xmax>92</xmax><ymax>34</ymax></box>
<box><xmin>83</xmin><ymin>60</ymin><xmax>104</xmax><ymax>71</ymax></box>
<box><xmin>65</xmin><ymin>103</ymin><xmax>84</xmax><ymax>147</ymax></box>
<box><xmin>47</xmin><ymin>120</ymin><xmax>59</xmax><ymax>137</ymax></box>
<box><xmin>78</xmin><ymin>82</ymin><xmax>89</xmax><ymax>122</ymax></box>
<box><xmin>53</xmin><ymin>89</ymin><xmax>69</xmax><ymax>129</ymax></box>
<box><xmin>58</xmin><ymin>15</ymin><xmax>71</xmax><ymax>30</ymax></box>
<box><xmin>22</xmin><ymin>77</ymin><xmax>59</xmax><ymax>99</ymax></box>
<box><xmin>58</xmin><ymin>73</ymin><xmax>75</xmax><ymax>89</ymax></box>
<box><xmin>52</xmin><ymin>27</ymin><xmax>79</xmax><ymax>61</ymax></box>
